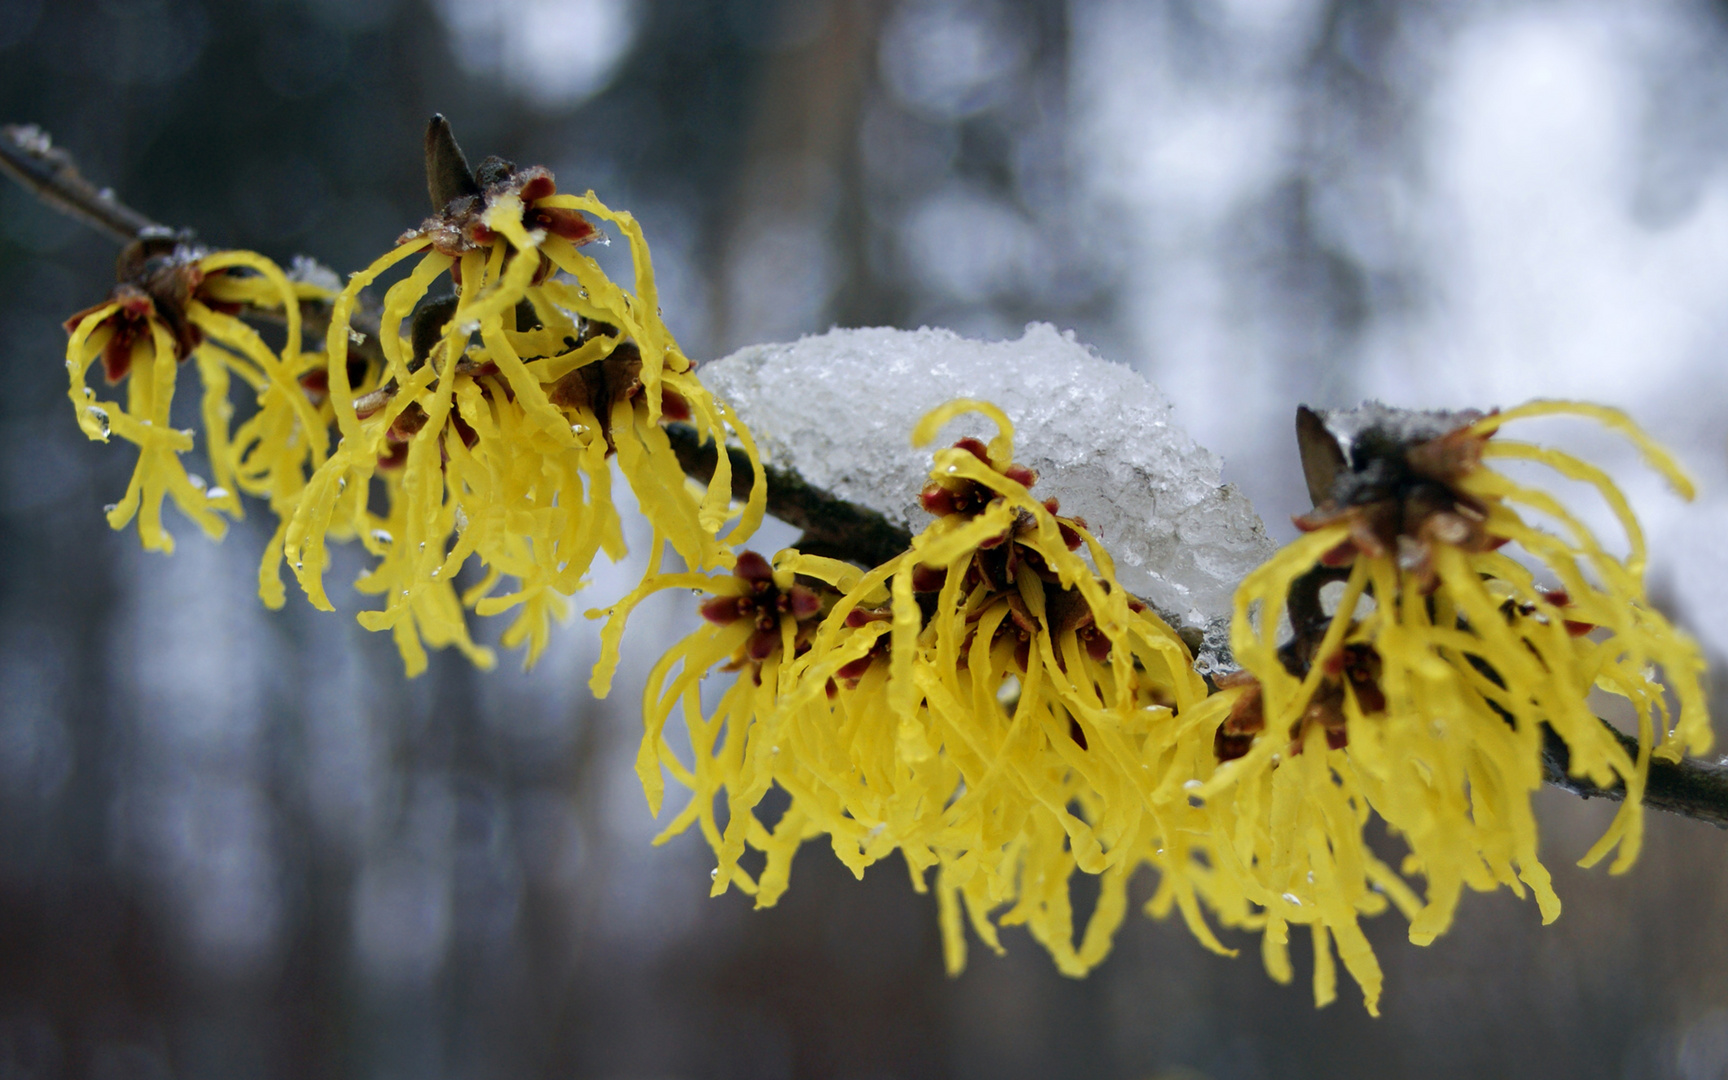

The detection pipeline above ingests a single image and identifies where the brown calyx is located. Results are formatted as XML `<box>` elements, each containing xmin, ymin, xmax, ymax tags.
<box><xmin>919</xmin><ymin>437</ymin><xmax>1038</xmax><ymax>518</ymax></box>
<box><xmin>1211</xmin><ymin>563</ymin><xmax>1388</xmax><ymax>764</ymax></box>
<box><xmin>548</xmin><ymin>318</ymin><xmax>640</xmax><ymax>452</ymax></box>
<box><xmin>699</xmin><ymin>551</ymin><xmax>828</xmax><ymax>680</ymax></box>
<box><xmin>299</xmin><ymin>357</ymin><xmax>371</xmax><ymax>406</ymax></box>
<box><xmin>63</xmin><ymin>233</ymin><xmax>216</xmax><ymax>383</ymax></box>
<box><xmin>1292</xmin><ymin>405</ymin><xmax>1502</xmax><ymax>589</ymax></box>
<box><xmin>414</xmin><ymin>116</ymin><xmax>598</xmax><ymax>260</ymax></box>
<box><xmin>1211</xmin><ymin>641</ymin><xmax>1385</xmax><ymax>763</ymax></box>
<box><xmin>547</xmin><ymin>317</ymin><xmax>691</xmax><ymax>452</ymax></box>
<box><xmin>913</xmin><ymin>444</ymin><xmax>1112</xmax><ymax>681</ymax></box>
<box><xmin>353</xmin><ymin>397</ymin><xmax>478</xmax><ymax>473</ymax></box>
<box><xmin>914</xmin><ymin>440</ymin><xmax>1086</xmax><ymax>597</ymax></box>
<box><xmin>1045</xmin><ymin>584</ymin><xmax>1119</xmax><ymax>663</ymax></box>
<box><xmin>917</xmin><ymin>489</ymin><xmax>1096</xmax><ymax>674</ymax></box>
<box><xmin>952</xmin><ymin>575</ymin><xmax>1145</xmax><ymax>682</ymax></box>
<box><xmin>1212</xmin><ymin>671</ymin><xmax>1264</xmax><ymax>762</ymax></box>
<box><xmin>828</xmin><ymin>607</ymin><xmax>893</xmax><ymax>695</ymax></box>
<box><xmin>348</xmin><ymin>298</ymin><xmax>493</xmax><ymax>470</ymax></box>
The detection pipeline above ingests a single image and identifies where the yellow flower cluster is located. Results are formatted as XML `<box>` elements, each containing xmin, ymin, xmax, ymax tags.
<box><xmin>62</xmin><ymin>121</ymin><xmax>762</xmax><ymax>676</ymax></box>
<box><xmin>1193</xmin><ymin>401</ymin><xmax>1709</xmax><ymax>1012</ymax></box>
<box><xmin>63</xmin><ymin>239</ymin><xmax>333</xmax><ymax>556</ymax></box>
<box><xmin>283</xmin><ymin>159</ymin><xmax>760</xmax><ymax>674</ymax></box>
<box><xmin>612</xmin><ymin>397</ymin><xmax>1708</xmax><ymax>1014</ymax></box>
<box><xmin>54</xmin><ymin>122</ymin><xmax>1710</xmax><ymax>1013</ymax></box>
<box><xmin>599</xmin><ymin>400</ymin><xmax>1224</xmax><ymax>977</ymax></box>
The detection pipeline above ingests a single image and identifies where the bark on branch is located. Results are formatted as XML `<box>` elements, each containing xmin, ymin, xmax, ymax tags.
<box><xmin>0</xmin><ymin>124</ymin><xmax>386</xmax><ymax>370</ymax></box>
<box><xmin>1543</xmin><ymin>725</ymin><xmax>1728</xmax><ymax>830</ymax></box>
<box><xmin>663</xmin><ymin>422</ymin><xmax>912</xmax><ymax>569</ymax></box>
<box><xmin>0</xmin><ymin>124</ymin><xmax>163</xmax><ymax>241</ymax></box>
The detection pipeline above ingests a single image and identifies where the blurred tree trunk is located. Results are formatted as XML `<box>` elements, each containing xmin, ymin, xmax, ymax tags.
<box><xmin>716</xmin><ymin>0</ymin><xmax>884</xmax><ymax>352</ymax></box>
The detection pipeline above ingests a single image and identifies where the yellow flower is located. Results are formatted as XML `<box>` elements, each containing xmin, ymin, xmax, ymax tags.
<box><xmin>593</xmin><ymin>547</ymin><xmax>840</xmax><ymax>906</ymax></box>
<box><xmin>601</xmin><ymin>399</ymin><xmax>1218</xmax><ymax>980</ymax></box>
<box><xmin>1195</xmin><ymin>400</ymin><xmax>1710</xmax><ymax>1014</ymax></box>
<box><xmin>282</xmin><ymin>117</ymin><xmax>763</xmax><ymax>674</ymax></box>
<box><xmin>63</xmin><ymin>234</ymin><xmax>331</xmax><ymax>557</ymax></box>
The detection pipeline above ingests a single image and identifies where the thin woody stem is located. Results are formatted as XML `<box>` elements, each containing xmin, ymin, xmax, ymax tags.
<box><xmin>0</xmin><ymin>124</ymin><xmax>384</xmax><ymax>367</ymax></box>
<box><xmin>6</xmin><ymin>121</ymin><xmax>1724</xmax><ymax>830</ymax></box>
<box><xmin>664</xmin><ymin>422</ymin><xmax>912</xmax><ymax>569</ymax></box>
<box><xmin>1543</xmin><ymin>725</ymin><xmax>1728</xmax><ymax>829</ymax></box>
<box><xmin>0</xmin><ymin>124</ymin><xmax>163</xmax><ymax>241</ymax></box>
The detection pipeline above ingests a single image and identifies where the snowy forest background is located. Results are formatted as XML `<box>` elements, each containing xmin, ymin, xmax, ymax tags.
<box><xmin>0</xmin><ymin>0</ymin><xmax>1726</xmax><ymax>1077</ymax></box>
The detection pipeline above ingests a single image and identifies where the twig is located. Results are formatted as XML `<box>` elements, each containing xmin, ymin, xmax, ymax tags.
<box><xmin>664</xmin><ymin>422</ymin><xmax>913</xmax><ymax>569</ymax></box>
<box><xmin>1543</xmin><ymin>725</ymin><xmax>1728</xmax><ymax>830</ymax></box>
<box><xmin>0</xmin><ymin>124</ymin><xmax>162</xmax><ymax>241</ymax></box>
<box><xmin>7</xmin><ymin>119</ymin><xmax>1724</xmax><ymax>831</ymax></box>
<box><xmin>0</xmin><ymin>124</ymin><xmax>384</xmax><ymax>368</ymax></box>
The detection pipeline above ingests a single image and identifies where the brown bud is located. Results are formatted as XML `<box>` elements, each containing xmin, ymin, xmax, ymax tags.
<box><xmin>424</xmin><ymin>114</ymin><xmax>482</xmax><ymax>210</ymax></box>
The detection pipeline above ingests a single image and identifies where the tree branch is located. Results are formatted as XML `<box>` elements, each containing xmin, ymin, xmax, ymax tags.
<box><xmin>663</xmin><ymin>422</ymin><xmax>913</xmax><ymax>569</ymax></box>
<box><xmin>0</xmin><ymin>124</ymin><xmax>163</xmax><ymax>241</ymax></box>
<box><xmin>1543</xmin><ymin>724</ymin><xmax>1728</xmax><ymax>829</ymax></box>
<box><xmin>7</xmin><ymin>120</ymin><xmax>1724</xmax><ymax>832</ymax></box>
<box><xmin>0</xmin><ymin>124</ymin><xmax>384</xmax><ymax>369</ymax></box>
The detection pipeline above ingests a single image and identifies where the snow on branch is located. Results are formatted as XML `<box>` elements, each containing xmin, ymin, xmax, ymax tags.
<box><xmin>699</xmin><ymin>323</ymin><xmax>1275</xmax><ymax>674</ymax></box>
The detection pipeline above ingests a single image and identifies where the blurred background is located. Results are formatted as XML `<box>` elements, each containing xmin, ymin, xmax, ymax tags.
<box><xmin>0</xmin><ymin>0</ymin><xmax>1726</xmax><ymax>1076</ymax></box>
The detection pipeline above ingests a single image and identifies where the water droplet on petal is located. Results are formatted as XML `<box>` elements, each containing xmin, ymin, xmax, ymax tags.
<box><xmin>348</xmin><ymin>329</ymin><xmax>367</xmax><ymax>345</ymax></box>
<box><xmin>1281</xmin><ymin>892</ymin><xmax>1303</xmax><ymax>906</ymax></box>
<box><xmin>709</xmin><ymin>868</ymin><xmax>719</xmax><ymax>881</ymax></box>
<box><xmin>86</xmin><ymin>405</ymin><xmax>110</xmax><ymax>437</ymax></box>
<box><xmin>102</xmin><ymin>503</ymin><xmax>117</xmax><ymax>514</ymax></box>
<box><xmin>186</xmin><ymin>474</ymin><xmax>207</xmax><ymax>492</ymax></box>
<box><xmin>371</xmin><ymin>529</ymin><xmax>394</xmax><ymax>546</ymax></box>
<box><xmin>206</xmin><ymin>487</ymin><xmax>229</xmax><ymax>501</ymax></box>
